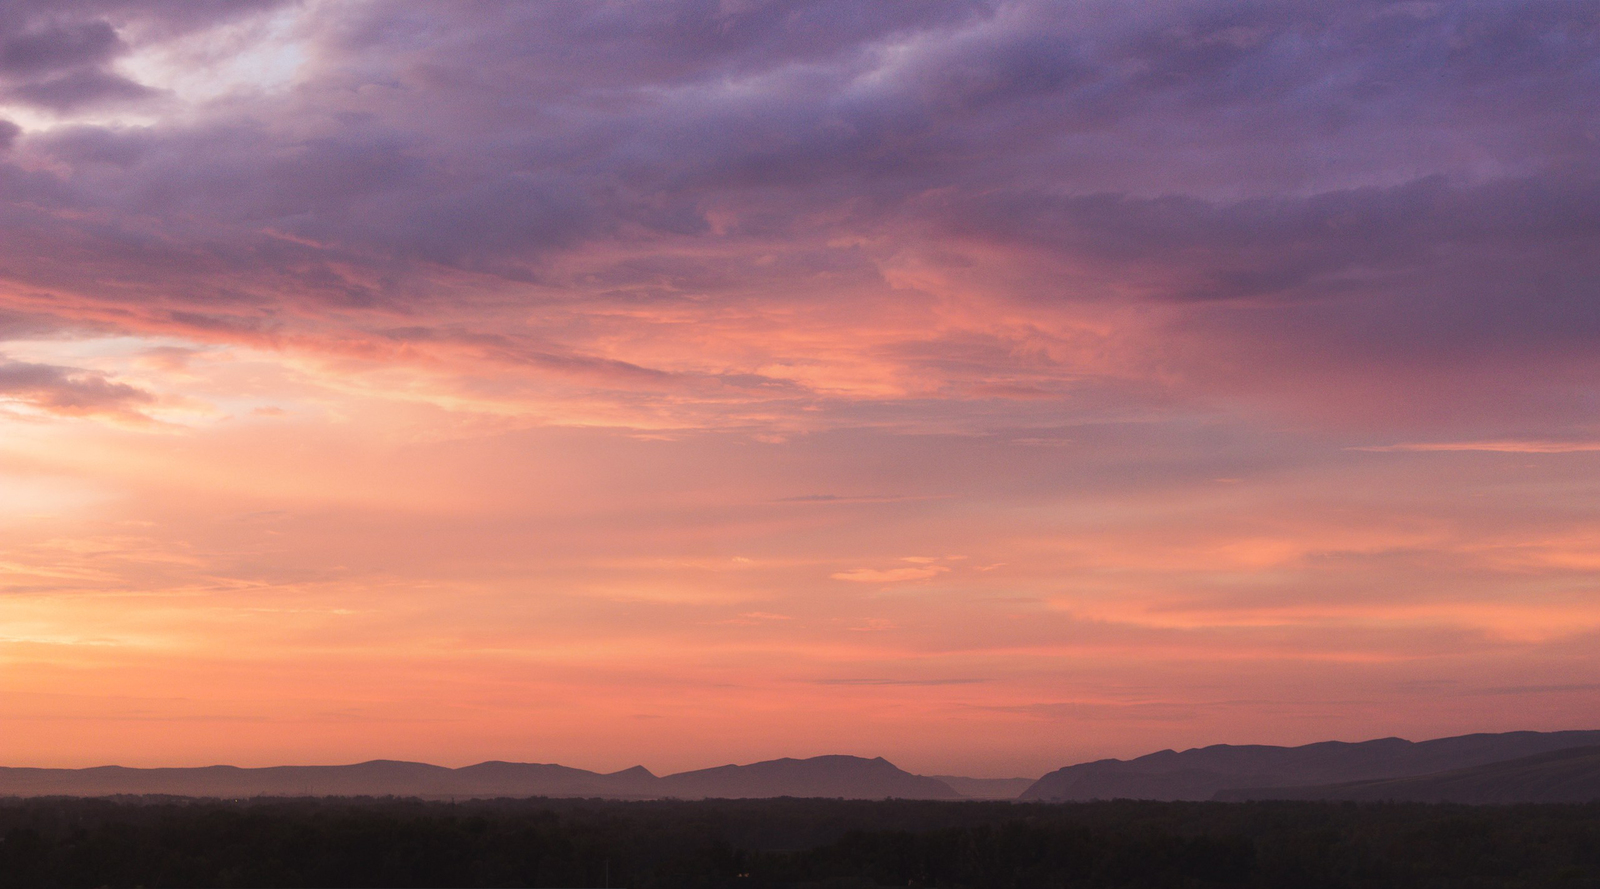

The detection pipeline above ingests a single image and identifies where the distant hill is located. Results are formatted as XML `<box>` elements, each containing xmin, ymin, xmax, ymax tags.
<box><xmin>1215</xmin><ymin>745</ymin><xmax>1600</xmax><ymax>803</ymax></box>
<box><xmin>0</xmin><ymin>755</ymin><xmax>956</xmax><ymax>801</ymax></box>
<box><xmin>1022</xmin><ymin>730</ymin><xmax>1600</xmax><ymax>801</ymax></box>
<box><xmin>931</xmin><ymin>775</ymin><xmax>1038</xmax><ymax>800</ymax></box>
<box><xmin>0</xmin><ymin>760</ymin><xmax>658</xmax><ymax>799</ymax></box>
<box><xmin>660</xmin><ymin>755</ymin><xmax>958</xmax><ymax>800</ymax></box>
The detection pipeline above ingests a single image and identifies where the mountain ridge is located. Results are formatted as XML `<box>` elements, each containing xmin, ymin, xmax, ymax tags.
<box><xmin>1022</xmin><ymin>729</ymin><xmax>1600</xmax><ymax>801</ymax></box>
<box><xmin>0</xmin><ymin>754</ymin><xmax>957</xmax><ymax>801</ymax></box>
<box><xmin>10</xmin><ymin>729</ymin><xmax>1600</xmax><ymax>803</ymax></box>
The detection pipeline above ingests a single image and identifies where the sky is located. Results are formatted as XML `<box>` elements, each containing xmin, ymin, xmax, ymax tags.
<box><xmin>1</xmin><ymin>0</ymin><xmax>1598</xmax><ymax>779</ymax></box>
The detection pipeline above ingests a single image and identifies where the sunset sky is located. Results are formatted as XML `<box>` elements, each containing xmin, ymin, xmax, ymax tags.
<box><xmin>2</xmin><ymin>0</ymin><xmax>1598</xmax><ymax>778</ymax></box>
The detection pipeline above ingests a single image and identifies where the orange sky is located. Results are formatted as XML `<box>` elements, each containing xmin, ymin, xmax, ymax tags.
<box><xmin>2</xmin><ymin>0</ymin><xmax>1598</xmax><ymax>776</ymax></box>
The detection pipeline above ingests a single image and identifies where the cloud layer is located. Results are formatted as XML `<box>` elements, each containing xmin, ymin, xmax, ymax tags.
<box><xmin>1</xmin><ymin>0</ymin><xmax>1598</xmax><ymax>773</ymax></box>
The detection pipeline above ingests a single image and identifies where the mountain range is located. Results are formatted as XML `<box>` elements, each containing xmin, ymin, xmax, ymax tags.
<box><xmin>0</xmin><ymin>754</ymin><xmax>958</xmax><ymax>801</ymax></box>
<box><xmin>7</xmin><ymin>730</ymin><xmax>1600</xmax><ymax>803</ymax></box>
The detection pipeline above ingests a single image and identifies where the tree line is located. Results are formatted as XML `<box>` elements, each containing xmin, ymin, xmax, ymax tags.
<box><xmin>1</xmin><ymin>795</ymin><xmax>1597</xmax><ymax>888</ymax></box>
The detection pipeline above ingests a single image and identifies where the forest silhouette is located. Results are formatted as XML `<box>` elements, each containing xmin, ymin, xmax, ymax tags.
<box><xmin>3</xmin><ymin>795</ymin><xmax>1599</xmax><ymax>888</ymax></box>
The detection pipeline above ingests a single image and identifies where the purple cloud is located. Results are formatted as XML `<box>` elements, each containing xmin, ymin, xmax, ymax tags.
<box><xmin>0</xmin><ymin>358</ymin><xmax>153</xmax><ymax>417</ymax></box>
<box><xmin>0</xmin><ymin>0</ymin><xmax>1593</xmax><ymax>434</ymax></box>
<box><xmin>8</xmin><ymin>68</ymin><xmax>155</xmax><ymax>112</ymax></box>
<box><xmin>0</xmin><ymin>0</ymin><xmax>290</xmax><ymax>112</ymax></box>
<box><xmin>0</xmin><ymin>19</ymin><xmax>123</xmax><ymax>76</ymax></box>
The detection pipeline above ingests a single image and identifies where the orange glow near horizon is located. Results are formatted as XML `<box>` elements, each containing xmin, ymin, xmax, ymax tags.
<box><xmin>3</xmin><ymin>325</ymin><xmax>1597</xmax><ymax>776</ymax></box>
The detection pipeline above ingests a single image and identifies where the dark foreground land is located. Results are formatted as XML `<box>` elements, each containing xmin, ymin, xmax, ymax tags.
<box><xmin>2</xmin><ymin>796</ymin><xmax>1598</xmax><ymax>888</ymax></box>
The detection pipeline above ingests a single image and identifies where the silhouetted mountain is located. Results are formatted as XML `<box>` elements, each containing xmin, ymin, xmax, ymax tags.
<box><xmin>931</xmin><ymin>775</ymin><xmax>1037</xmax><ymax>799</ymax></box>
<box><xmin>1215</xmin><ymin>745</ymin><xmax>1600</xmax><ymax>803</ymax></box>
<box><xmin>659</xmin><ymin>755</ymin><xmax>959</xmax><ymax>800</ymax></box>
<box><xmin>0</xmin><ymin>755</ymin><xmax>954</xmax><ymax>801</ymax></box>
<box><xmin>1022</xmin><ymin>730</ymin><xmax>1600</xmax><ymax>801</ymax></box>
<box><xmin>447</xmin><ymin>761</ymin><xmax>659</xmax><ymax>797</ymax></box>
<box><xmin>0</xmin><ymin>760</ymin><xmax>660</xmax><ymax>800</ymax></box>
<box><xmin>0</xmin><ymin>761</ymin><xmax>459</xmax><ymax>799</ymax></box>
